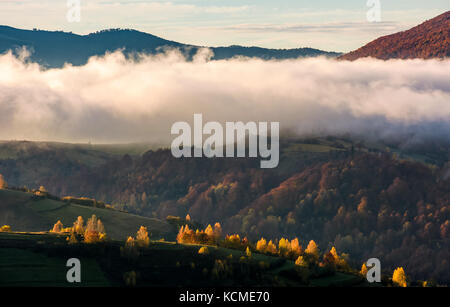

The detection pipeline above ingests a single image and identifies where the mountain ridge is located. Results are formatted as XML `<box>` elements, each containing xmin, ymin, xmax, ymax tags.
<box><xmin>0</xmin><ymin>25</ymin><xmax>341</xmax><ymax>67</ymax></box>
<box><xmin>340</xmin><ymin>11</ymin><xmax>450</xmax><ymax>60</ymax></box>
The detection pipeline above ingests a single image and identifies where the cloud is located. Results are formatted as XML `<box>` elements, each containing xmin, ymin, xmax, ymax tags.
<box><xmin>0</xmin><ymin>49</ymin><xmax>449</xmax><ymax>144</ymax></box>
<box><xmin>220</xmin><ymin>21</ymin><xmax>401</xmax><ymax>34</ymax></box>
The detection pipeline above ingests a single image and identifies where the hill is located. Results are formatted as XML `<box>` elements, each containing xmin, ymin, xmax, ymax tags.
<box><xmin>0</xmin><ymin>26</ymin><xmax>340</xmax><ymax>68</ymax></box>
<box><xmin>0</xmin><ymin>231</ymin><xmax>365</xmax><ymax>287</ymax></box>
<box><xmin>0</xmin><ymin>189</ymin><xmax>174</xmax><ymax>241</ymax></box>
<box><xmin>340</xmin><ymin>11</ymin><xmax>450</xmax><ymax>60</ymax></box>
<box><xmin>0</xmin><ymin>137</ymin><xmax>449</xmax><ymax>283</ymax></box>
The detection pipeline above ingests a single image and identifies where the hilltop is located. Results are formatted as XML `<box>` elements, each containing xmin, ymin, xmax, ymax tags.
<box><xmin>340</xmin><ymin>11</ymin><xmax>450</xmax><ymax>60</ymax></box>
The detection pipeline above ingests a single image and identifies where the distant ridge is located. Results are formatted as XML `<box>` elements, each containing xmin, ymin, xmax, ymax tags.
<box><xmin>340</xmin><ymin>11</ymin><xmax>450</xmax><ymax>60</ymax></box>
<box><xmin>0</xmin><ymin>26</ymin><xmax>341</xmax><ymax>68</ymax></box>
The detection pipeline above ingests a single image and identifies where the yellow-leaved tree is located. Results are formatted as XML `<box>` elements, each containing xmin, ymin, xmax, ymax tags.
<box><xmin>0</xmin><ymin>174</ymin><xmax>7</xmax><ymax>189</ymax></box>
<box><xmin>0</xmin><ymin>225</ymin><xmax>11</xmax><ymax>232</ymax></box>
<box><xmin>136</xmin><ymin>226</ymin><xmax>150</xmax><ymax>247</ymax></box>
<box><xmin>256</xmin><ymin>238</ymin><xmax>267</xmax><ymax>253</ymax></box>
<box><xmin>360</xmin><ymin>263</ymin><xmax>368</xmax><ymax>276</ymax></box>
<box><xmin>295</xmin><ymin>255</ymin><xmax>308</xmax><ymax>267</ymax></box>
<box><xmin>84</xmin><ymin>215</ymin><xmax>106</xmax><ymax>243</ymax></box>
<box><xmin>246</xmin><ymin>247</ymin><xmax>252</xmax><ymax>258</ymax></box>
<box><xmin>305</xmin><ymin>240</ymin><xmax>319</xmax><ymax>259</ymax></box>
<box><xmin>392</xmin><ymin>267</ymin><xmax>407</xmax><ymax>287</ymax></box>
<box><xmin>198</xmin><ymin>246</ymin><xmax>209</xmax><ymax>255</ymax></box>
<box><xmin>73</xmin><ymin>216</ymin><xmax>84</xmax><ymax>235</ymax></box>
<box><xmin>51</xmin><ymin>220</ymin><xmax>63</xmax><ymax>233</ymax></box>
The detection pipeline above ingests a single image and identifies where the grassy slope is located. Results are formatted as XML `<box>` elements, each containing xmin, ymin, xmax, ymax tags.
<box><xmin>0</xmin><ymin>247</ymin><xmax>110</xmax><ymax>287</ymax></box>
<box><xmin>0</xmin><ymin>189</ymin><xmax>174</xmax><ymax>241</ymax></box>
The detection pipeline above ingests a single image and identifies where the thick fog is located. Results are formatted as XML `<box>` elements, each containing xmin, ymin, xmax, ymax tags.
<box><xmin>0</xmin><ymin>48</ymin><xmax>449</xmax><ymax>144</ymax></box>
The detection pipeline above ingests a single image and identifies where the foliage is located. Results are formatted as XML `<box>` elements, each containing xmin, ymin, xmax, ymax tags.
<box><xmin>2</xmin><ymin>138</ymin><xmax>449</xmax><ymax>283</ymax></box>
<box><xmin>0</xmin><ymin>225</ymin><xmax>11</xmax><ymax>232</ymax></box>
<box><xmin>392</xmin><ymin>267</ymin><xmax>408</xmax><ymax>287</ymax></box>
<box><xmin>176</xmin><ymin>223</ymin><xmax>222</xmax><ymax>245</ymax></box>
<box><xmin>340</xmin><ymin>11</ymin><xmax>450</xmax><ymax>61</ymax></box>
<box><xmin>0</xmin><ymin>174</ymin><xmax>7</xmax><ymax>189</ymax></box>
<box><xmin>83</xmin><ymin>215</ymin><xmax>107</xmax><ymax>243</ymax></box>
<box><xmin>360</xmin><ymin>263</ymin><xmax>368</xmax><ymax>276</ymax></box>
<box><xmin>73</xmin><ymin>216</ymin><xmax>84</xmax><ymax>235</ymax></box>
<box><xmin>51</xmin><ymin>220</ymin><xmax>63</xmax><ymax>233</ymax></box>
<box><xmin>198</xmin><ymin>246</ymin><xmax>209</xmax><ymax>255</ymax></box>
<box><xmin>136</xmin><ymin>226</ymin><xmax>150</xmax><ymax>247</ymax></box>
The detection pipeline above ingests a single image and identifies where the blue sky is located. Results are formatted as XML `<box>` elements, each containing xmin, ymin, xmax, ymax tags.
<box><xmin>1</xmin><ymin>0</ymin><xmax>448</xmax><ymax>52</ymax></box>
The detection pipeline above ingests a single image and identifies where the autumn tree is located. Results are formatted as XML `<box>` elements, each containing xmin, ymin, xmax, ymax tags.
<box><xmin>0</xmin><ymin>225</ymin><xmax>11</xmax><ymax>232</ymax></box>
<box><xmin>266</xmin><ymin>240</ymin><xmax>278</xmax><ymax>254</ymax></box>
<box><xmin>84</xmin><ymin>214</ymin><xmax>106</xmax><ymax>243</ymax></box>
<box><xmin>51</xmin><ymin>220</ymin><xmax>63</xmax><ymax>233</ymax></box>
<box><xmin>323</xmin><ymin>246</ymin><xmax>348</xmax><ymax>269</ymax></box>
<box><xmin>97</xmin><ymin>219</ymin><xmax>105</xmax><ymax>234</ymax></box>
<box><xmin>305</xmin><ymin>240</ymin><xmax>319</xmax><ymax>260</ymax></box>
<box><xmin>246</xmin><ymin>246</ymin><xmax>252</xmax><ymax>258</ymax></box>
<box><xmin>392</xmin><ymin>267</ymin><xmax>407</xmax><ymax>287</ymax></box>
<box><xmin>176</xmin><ymin>223</ymin><xmax>220</xmax><ymax>245</ymax></box>
<box><xmin>256</xmin><ymin>238</ymin><xmax>267</xmax><ymax>253</ymax></box>
<box><xmin>278</xmin><ymin>238</ymin><xmax>302</xmax><ymax>259</ymax></box>
<box><xmin>223</xmin><ymin>234</ymin><xmax>247</xmax><ymax>250</ymax></box>
<box><xmin>205</xmin><ymin>224</ymin><xmax>214</xmax><ymax>238</ymax></box>
<box><xmin>360</xmin><ymin>263</ymin><xmax>368</xmax><ymax>276</ymax></box>
<box><xmin>289</xmin><ymin>238</ymin><xmax>302</xmax><ymax>258</ymax></box>
<box><xmin>136</xmin><ymin>226</ymin><xmax>150</xmax><ymax>247</ymax></box>
<box><xmin>73</xmin><ymin>216</ymin><xmax>84</xmax><ymax>235</ymax></box>
<box><xmin>0</xmin><ymin>174</ymin><xmax>7</xmax><ymax>189</ymax></box>
<box><xmin>295</xmin><ymin>255</ymin><xmax>308</xmax><ymax>267</ymax></box>
<box><xmin>198</xmin><ymin>246</ymin><xmax>209</xmax><ymax>255</ymax></box>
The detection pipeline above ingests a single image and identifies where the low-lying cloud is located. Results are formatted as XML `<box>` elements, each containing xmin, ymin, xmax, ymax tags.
<box><xmin>0</xmin><ymin>49</ymin><xmax>449</xmax><ymax>145</ymax></box>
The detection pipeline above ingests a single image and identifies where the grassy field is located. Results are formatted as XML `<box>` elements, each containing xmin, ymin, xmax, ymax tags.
<box><xmin>0</xmin><ymin>189</ymin><xmax>174</xmax><ymax>241</ymax></box>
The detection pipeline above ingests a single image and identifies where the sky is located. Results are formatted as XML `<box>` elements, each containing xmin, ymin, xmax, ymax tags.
<box><xmin>0</xmin><ymin>0</ymin><xmax>448</xmax><ymax>52</ymax></box>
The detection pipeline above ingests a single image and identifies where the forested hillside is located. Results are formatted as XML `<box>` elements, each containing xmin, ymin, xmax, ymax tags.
<box><xmin>340</xmin><ymin>11</ymin><xmax>450</xmax><ymax>60</ymax></box>
<box><xmin>0</xmin><ymin>138</ymin><xmax>449</xmax><ymax>283</ymax></box>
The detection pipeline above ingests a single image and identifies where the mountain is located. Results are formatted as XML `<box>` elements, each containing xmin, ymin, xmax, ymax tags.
<box><xmin>340</xmin><ymin>11</ymin><xmax>450</xmax><ymax>60</ymax></box>
<box><xmin>0</xmin><ymin>26</ymin><xmax>340</xmax><ymax>67</ymax></box>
